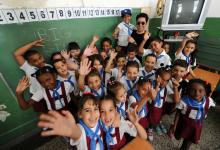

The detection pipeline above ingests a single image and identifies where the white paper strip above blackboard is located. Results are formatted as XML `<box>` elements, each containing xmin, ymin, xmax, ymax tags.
<box><xmin>0</xmin><ymin>7</ymin><xmax>130</xmax><ymax>25</ymax></box>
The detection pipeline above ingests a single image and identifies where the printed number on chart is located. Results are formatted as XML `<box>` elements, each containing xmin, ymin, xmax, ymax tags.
<box><xmin>7</xmin><ymin>12</ymin><xmax>14</xmax><ymax>21</ymax></box>
<box><xmin>66</xmin><ymin>10</ymin><xmax>72</xmax><ymax>18</ymax></box>
<box><xmin>29</xmin><ymin>11</ymin><xmax>36</xmax><ymax>19</ymax></box>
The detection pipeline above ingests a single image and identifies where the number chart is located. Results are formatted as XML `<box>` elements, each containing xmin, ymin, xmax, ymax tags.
<box><xmin>0</xmin><ymin>7</ymin><xmax>127</xmax><ymax>24</ymax></box>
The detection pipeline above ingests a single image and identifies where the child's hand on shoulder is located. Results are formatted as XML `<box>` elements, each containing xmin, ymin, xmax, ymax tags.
<box><xmin>60</xmin><ymin>50</ymin><xmax>70</xmax><ymax>60</ymax></box>
<box><xmin>16</xmin><ymin>76</ymin><xmax>30</xmax><ymax>94</ymax></box>
<box><xmin>31</xmin><ymin>39</ymin><xmax>44</xmax><ymax>47</ymax></box>
<box><xmin>143</xmin><ymin>32</ymin><xmax>151</xmax><ymax>41</ymax></box>
<box><xmin>38</xmin><ymin>110</ymin><xmax>77</xmax><ymax>137</ymax></box>
<box><xmin>79</xmin><ymin>58</ymin><xmax>91</xmax><ymax>76</ymax></box>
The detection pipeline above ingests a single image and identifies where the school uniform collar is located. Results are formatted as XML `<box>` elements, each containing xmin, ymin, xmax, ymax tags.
<box><xmin>155</xmin><ymin>50</ymin><xmax>166</xmax><ymax>59</ymax></box>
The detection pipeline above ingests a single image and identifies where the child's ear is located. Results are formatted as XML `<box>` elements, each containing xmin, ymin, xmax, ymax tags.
<box><xmin>78</xmin><ymin>111</ymin><xmax>82</xmax><ymax>119</ymax></box>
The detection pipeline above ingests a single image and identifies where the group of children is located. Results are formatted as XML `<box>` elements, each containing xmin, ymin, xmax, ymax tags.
<box><xmin>14</xmin><ymin>10</ymin><xmax>215</xmax><ymax>150</ymax></box>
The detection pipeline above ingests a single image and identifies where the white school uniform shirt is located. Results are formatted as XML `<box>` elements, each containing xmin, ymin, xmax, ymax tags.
<box><xmin>143</xmin><ymin>49</ymin><xmax>153</xmax><ymax>57</ymax></box>
<box><xmin>108</xmin><ymin>117</ymin><xmax>137</xmax><ymax>146</ymax></box>
<box><xmin>175</xmin><ymin>51</ymin><xmax>197</xmax><ymax>67</ymax></box>
<box><xmin>119</xmin><ymin>75</ymin><xmax>139</xmax><ymax>92</ymax></box>
<box><xmin>31</xmin><ymin>81</ymin><xmax>74</xmax><ymax>110</ymax></box>
<box><xmin>126</xmin><ymin>57</ymin><xmax>142</xmax><ymax>68</ymax></box>
<box><xmin>57</xmin><ymin>71</ymin><xmax>79</xmax><ymax>95</ymax></box>
<box><xmin>70</xmin><ymin>123</ymin><xmax>103</xmax><ymax>150</ymax></box>
<box><xmin>117</xmin><ymin>22</ymin><xmax>135</xmax><ymax>46</ymax></box>
<box><xmin>20</xmin><ymin>61</ymin><xmax>51</xmax><ymax>94</ymax></box>
<box><xmin>155</xmin><ymin>50</ymin><xmax>171</xmax><ymax>69</ymax></box>
<box><xmin>176</xmin><ymin>97</ymin><xmax>214</xmax><ymax>120</ymax></box>
<box><xmin>175</xmin><ymin>51</ymin><xmax>197</xmax><ymax>72</ymax></box>
<box><xmin>139</xmin><ymin>67</ymin><xmax>156</xmax><ymax>81</ymax></box>
<box><xmin>111</xmin><ymin>67</ymin><xmax>125</xmax><ymax>79</ymax></box>
<box><xmin>154</xmin><ymin>85</ymin><xmax>173</xmax><ymax>108</ymax></box>
<box><xmin>128</xmin><ymin>95</ymin><xmax>147</xmax><ymax>118</ymax></box>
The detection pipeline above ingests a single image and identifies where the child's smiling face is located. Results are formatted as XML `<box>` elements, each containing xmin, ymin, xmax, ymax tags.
<box><xmin>79</xmin><ymin>99</ymin><xmax>100</xmax><ymax>128</ymax></box>
<box><xmin>184</xmin><ymin>42</ymin><xmax>196</xmax><ymax>56</ymax></box>
<box><xmin>100</xmin><ymin>100</ymin><xmax>117</xmax><ymax>127</ymax></box>
<box><xmin>115</xmin><ymin>87</ymin><xmax>127</xmax><ymax>103</ymax></box>
<box><xmin>87</xmin><ymin>75</ymin><xmax>101</xmax><ymax>91</ymax></box>
<box><xmin>144</xmin><ymin>56</ymin><xmax>156</xmax><ymax>72</ymax></box>
<box><xmin>126</xmin><ymin>66</ymin><xmax>139</xmax><ymax>81</ymax></box>
<box><xmin>189</xmin><ymin>83</ymin><xmax>206</xmax><ymax>102</ymax></box>
<box><xmin>172</xmin><ymin>65</ymin><xmax>187</xmax><ymax>80</ymax></box>
<box><xmin>38</xmin><ymin>73</ymin><xmax>56</xmax><ymax>90</ymax></box>
<box><xmin>54</xmin><ymin>61</ymin><xmax>68</xmax><ymax>77</ymax></box>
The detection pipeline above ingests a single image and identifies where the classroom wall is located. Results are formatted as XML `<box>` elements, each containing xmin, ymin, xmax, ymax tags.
<box><xmin>0</xmin><ymin>0</ymin><xmax>220</xmax><ymax>147</ymax></box>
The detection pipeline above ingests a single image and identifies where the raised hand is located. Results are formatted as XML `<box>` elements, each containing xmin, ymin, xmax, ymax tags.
<box><xmin>127</xmin><ymin>106</ymin><xmax>140</xmax><ymax>124</ymax></box>
<box><xmin>79</xmin><ymin>58</ymin><xmax>91</xmax><ymax>76</ymax></box>
<box><xmin>171</xmin><ymin>78</ymin><xmax>180</xmax><ymax>89</ymax></box>
<box><xmin>32</xmin><ymin>39</ymin><xmax>44</xmax><ymax>47</ymax></box>
<box><xmin>16</xmin><ymin>76</ymin><xmax>30</xmax><ymax>94</ymax></box>
<box><xmin>112</xmin><ymin>112</ymin><xmax>121</xmax><ymax>128</ymax></box>
<box><xmin>60</xmin><ymin>50</ymin><xmax>70</xmax><ymax>60</ymax></box>
<box><xmin>92</xmin><ymin>35</ymin><xmax>100</xmax><ymax>42</ymax></box>
<box><xmin>185</xmin><ymin>32</ymin><xmax>199</xmax><ymax>39</ymax></box>
<box><xmin>38</xmin><ymin>110</ymin><xmax>77</xmax><ymax>137</ymax></box>
<box><xmin>109</xmin><ymin>50</ymin><xmax>117</xmax><ymax>60</ymax></box>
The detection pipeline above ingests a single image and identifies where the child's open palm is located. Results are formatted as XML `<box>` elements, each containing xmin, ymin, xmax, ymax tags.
<box><xmin>79</xmin><ymin>58</ymin><xmax>91</xmax><ymax>76</ymax></box>
<box><xmin>16</xmin><ymin>76</ymin><xmax>30</xmax><ymax>94</ymax></box>
<box><xmin>32</xmin><ymin>39</ymin><xmax>44</xmax><ymax>47</ymax></box>
<box><xmin>127</xmin><ymin>106</ymin><xmax>140</xmax><ymax>124</ymax></box>
<box><xmin>38</xmin><ymin>110</ymin><xmax>77</xmax><ymax>137</ymax></box>
<box><xmin>60</xmin><ymin>50</ymin><xmax>70</xmax><ymax>60</ymax></box>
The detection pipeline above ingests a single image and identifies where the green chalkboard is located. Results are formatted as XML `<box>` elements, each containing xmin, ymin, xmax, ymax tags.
<box><xmin>0</xmin><ymin>73</ymin><xmax>38</xmax><ymax>146</ymax></box>
<box><xmin>0</xmin><ymin>9</ymin><xmax>141</xmax><ymax>146</ymax></box>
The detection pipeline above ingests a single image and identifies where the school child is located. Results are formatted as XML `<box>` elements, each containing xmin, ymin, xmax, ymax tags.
<box><xmin>162</xmin><ymin>41</ymin><xmax>170</xmax><ymax>54</ymax></box>
<box><xmin>50</xmin><ymin>51</ymin><xmax>63</xmax><ymax>62</ymax></box>
<box><xmin>139</xmin><ymin>54</ymin><xmax>157</xmax><ymax>81</ymax></box>
<box><xmin>148</xmin><ymin>67</ymin><xmax>179</xmax><ymax>140</ymax></box>
<box><xmin>175</xmin><ymin>32</ymin><xmax>199</xmax><ymax>78</ymax></box>
<box><xmin>101</xmin><ymin>37</ymin><xmax>113</xmax><ymax>55</ymax></box>
<box><xmin>88</xmin><ymin>54</ymin><xmax>105</xmax><ymax>80</ymax></box>
<box><xmin>113</xmin><ymin>9</ymin><xmax>135</xmax><ymax>54</ymax></box>
<box><xmin>126</xmin><ymin>43</ymin><xmax>142</xmax><ymax>67</ymax></box>
<box><xmin>119</xmin><ymin>61</ymin><xmax>140</xmax><ymax>94</ymax></box>
<box><xmin>105</xmin><ymin>51</ymin><xmax>126</xmax><ymax>81</ymax></box>
<box><xmin>99</xmin><ymin>95</ymin><xmax>147</xmax><ymax>150</ymax></box>
<box><xmin>107</xmin><ymin>78</ymin><xmax>128</xmax><ymax>119</ymax></box>
<box><xmin>13</xmin><ymin>39</ymin><xmax>50</xmax><ymax>112</ymax></box>
<box><xmin>150</xmin><ymin>37</ymin><xmax>171</xmax><ymax>69</ymax></box>
<box><xmin>173</xmin><ymin>79</ymin><xmax>212</xmax><ymax>150</ymax></box>
<box><xmin>38</xmin><ymin>94</ymin><xmax>105</xmax><ymax>150</ymax></box>
<box><xmin>129</xmin><ymin>77</ymin><xmax>157</xmax><ymax>129</ymax></box>
<box><xmin>52</xmin><ymin>58</ymin><xmax>79</xmax><ymax>96</ymax></box>
<box><xmin>78</xmin><ymin>58</ymin><xmax>106</xmax><ymax>99</ymax></box>
<box><xmin>15</xmin><ymin>66</ymin><xmax>75</xmax><ymax>112</ymax></box>
<box><xmin>67</xmin><ymin>41</ymin><xmax>81</xmax><ymax>66</ymax></box>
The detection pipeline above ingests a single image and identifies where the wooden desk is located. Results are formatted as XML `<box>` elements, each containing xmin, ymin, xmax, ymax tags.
<box><xmin>188</xmin><ymin>67</ymin><xmax>220</xmax><ymax>93</ymax></box>
<box><xmin>121</xmin><ymin>137</ymin><xmax>154</xmax><ymax>150</ymax></box>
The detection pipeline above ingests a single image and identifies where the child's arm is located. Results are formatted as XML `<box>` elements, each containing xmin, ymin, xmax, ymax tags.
<box><xmin>15</xmin><ymin>76</ymin><xmax>34</xmax><ymax>110</ymax></box>
<box><xmin>78</xmin><ymin>58</ymin><xmax>91</xmax><ymax>91</ymax></box>
<box><xmin>138</xmin><ymin>32</ymin><xmax>150</xmax><ymax>56</ymax></box>
<box><xmin>105</xmin><ymin>50</ymin><xmax>117</xmax><ymax>73</ymax></box>
<box><xmin>89</xmin><ymin>35</ymin><xmax>99</xmax><ymax>49</ymax></box>
<box><xmin>127</xmin><ymin>106</ymin><xmax>147</xmax><ymax>139</ymax></box>
<box><xmin>13</xmin><ymin>39</ymin><xmax>44</xmax><ymax>66</ymax></box>
<box><xmin>38</xmin><ymin>110</ymin><xmax>81</xmax><ymax>140</ymax></box>
<box><xmin>176</xmin><ymin>32</ymin><xmax>199</xmax><ymax>56</ymax></box>
<box><xmin>60</xmin><ymin>50</ymin><xmax>79</xmax><ymax>71</ymax></box>
<box><xmin>172</xmin><ymin>79</ymin><xmax>180</xmax><ymax>103</ymax></box>
<box><xmin>112</xmin><ymin>27</ymin><xmax>120</xmax><ymax>39</ymax></box>
<box><xmin>189</xmin><ymin>67</ymin><xmax>196</xmax><ymax>78</ymax></box>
